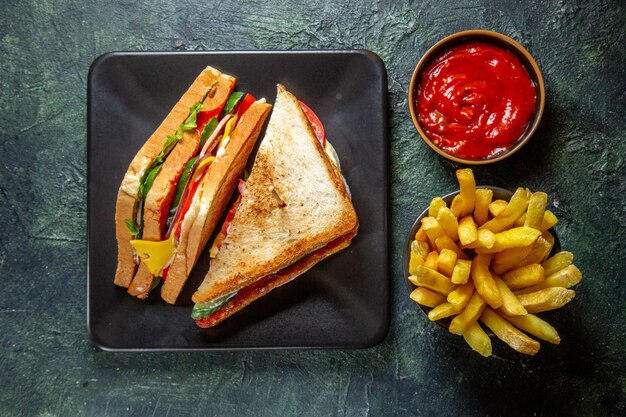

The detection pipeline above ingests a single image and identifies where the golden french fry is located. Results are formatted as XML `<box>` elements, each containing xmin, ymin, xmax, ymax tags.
<box><xmin>480</xmin><ymin>308</ymin><xmax>540</xmax><ymax>355</ymax></box>
<box><xmin>424</xmin><ymin>251</ymin><xmax>439</xmax><ymax>270</ymax></box>
<box><xmin>480</xmin><ymin>188</ymin><xmax>530</xmax><ymax>233</ymax></box>
<box><xmin>488</xmin><ymin>199</ymin><xmax>508</xmax><ymax>217</ymax></box>
<box><xmin>449</xmin><ymin>292</ymin><xmax>487</xmax><ymax>335</ymax></box>
<box><xmin>410</xmin><ymin>287</ymin><xmax>447</xmax><ymax>308</ymax></box>
<box><xmin>541</xmin><ymin>251</ymin><xmax>574</xmax><ymax>277</ymax></box>
<box><xmin>461</xmin><ymin>228</ymin><xmax>496</xmax><ymax>250</ymax></box>
<box><xmin>428</xmin><ymin>302</ymin><xmax>458</xmax><ymax>321</ymax></box>
<box><xmin>475</xmin><ymin>227</ymin><xmax>541</xmax><ymax>254</ymax></box>
<box><xmin>437</xmin><ymin>206</ymin><xmax>459</xmax><ymax>242</ymax></box>
<box><xmin>541</xmin><ymin>210</ymin><xmax>558</xmax><ymax>231</ymax></box>
<box><xmin>409</xmin><ymin>251</ymin><xmax>424</xmax><ymax>275</ymax></box>
<box><xmin>517</xmin><ymin>287</ymin><xmax>575</xmax><ymax>313</ymax></box>
<box><xmin>456</xmin><ymin>168</ymin><xmax>476</xmax><ymax>217</ymax></box>
<box><xmin>437</xmin><ymin>248</ymin><xmax>457</xmax><ymax>277</ymax></box>
<box><xmin>409</xmin><ymin>265</ymin><xmax>457</xmax><ymax>295</ymax></box>
<box><xmin>458</xmin><ymin>216</ymin><xmax>478</xmax><ymax>245</ymax></box>
<box><xmin>501</xmin><ymin>312</ymin><xmax>560</xmax><ymax>344</ymax></box>
<box><xmin>471</xmin><ymin>253</ymin><xmax>502</xmax><ymax>309</ymax></box>
<box><xmin>494</xmin><ymin>275</ymin><xmax>527</xmax><ymax>316</ymax></box>
<box><xmin>492</xmin><ymin>245</ymin><xmax>534</xmax><ymax>275</ymax></box>
<box><xmin>447</xmin><ymin>281</ymin><xmax>474</xmax><ymax>311</ymax></box>
<box><xmin>474</xmin><ymin>188</ymin><xmax>493</xmax><ymax>226</ymax></box>
<box><xmin>463</xmin><ymin>322</ymin><xmax>492</xmax><ymax>357</ymax></box>
<box><xmin>411</xmin><ymin>239</ymin><xmax>430</xmax><ymax>259</ymax></box>
<box><xmin>415</xmin><ymin>225</ymin><xmax>428</xmax><ymax>242</ymax></box>
<box><xmin>435</xmin><ymin>235</ymin><xmax>470</xmax><ymax>260</ymax></box>
<box><xmin>428</xmin><ymin>197</ymin><xmax>447</xmax><ymax>218</ymax></box>
<box><xmin>421</xmin><ymin>217</ymin><xmax>445</xmax><ymax>245</ymax></box>
<box><xmin>512</xmin><ymin>232</ymin><xmax>554</xmax><ymax>268</ymax></box>
<box><xmin>501</xmin><ymin>264</ymin><xmax>545</xmax><ymax>290</ymax></box>
<box><xmin>525</xmin><ymin>192</ymin><xmax>548</xmax><ymax>230</ymax></box>
<box><xmin>450</xmin><ymin>195</ymin><xmax>464</xmax><ymax>218</ymax></box>
<box><xmin>451</xmin><ymin>259</ymin><xmax>472</xmax><ymax>284</ymax></box>
<box><xmin>514</xmin><ymin>265</ymin><xmax>582</xmax><ymax>295</ymax></box>
<box><xmin>514</xmin><ymin>213</ymin><xmax>526</xmax><ymax>228</ymax></box>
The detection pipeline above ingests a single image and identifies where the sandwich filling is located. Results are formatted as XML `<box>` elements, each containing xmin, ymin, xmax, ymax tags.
<box><xmin>192</xmin><ymin>101</ymin><xmax>351</xmax><ymax>324</ymax></box>
<box><xmin>127</xmin><ymin>91</ymin><xmax>259</xmax><ymax>290</ymax></box>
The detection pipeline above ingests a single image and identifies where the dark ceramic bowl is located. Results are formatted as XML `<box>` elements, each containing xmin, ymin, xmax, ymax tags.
<box><xmin>403</xmin><ymin>187</ymin><xmax>560</xmax><ymax>328</ymax></box>
<box><xmin>408</xmin><ymin>30</ymin><xmax>546</xmax><ymax>165</ymax></box>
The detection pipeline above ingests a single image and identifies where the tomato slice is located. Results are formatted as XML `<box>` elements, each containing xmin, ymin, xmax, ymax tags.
<box><xmin>298</xmin><ymin>101</ymin><xmax>326</xmax><ymax>147</ymax></box>
<box><xmin>195</xmin><ymin>107</ymin><xmax>223</xmax><ymax>136</ymax></box>
<box><xmin>236</xmin><ymin>94</ymin><xmax>256</xmax><ymax>118</ymax></box>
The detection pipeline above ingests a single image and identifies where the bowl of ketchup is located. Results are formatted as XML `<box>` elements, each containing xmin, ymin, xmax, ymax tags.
<box><xmin>409</xmin><ymin>30</ymin><xmax>545</xmax><ymax>164</ymax></box>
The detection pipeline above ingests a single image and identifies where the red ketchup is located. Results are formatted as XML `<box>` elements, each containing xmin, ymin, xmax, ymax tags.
<box><xmin>415</xmin><ymin>42</ymin><xmax>536</xmax><ymax>159</ymax></box>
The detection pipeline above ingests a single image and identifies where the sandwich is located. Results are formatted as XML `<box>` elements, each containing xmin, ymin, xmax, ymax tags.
<box><xmin>191</xmin><ymin>85</ymin><xmax>359</xmax><ymax>328</ymax></box>
<box><xmin>114</xmin><ymin>65</ymin><xmax>272</xmax><ymax>303</ymax></box>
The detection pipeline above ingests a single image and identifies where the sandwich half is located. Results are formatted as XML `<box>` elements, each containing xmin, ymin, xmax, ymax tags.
<box><xmin>114</xmin><ymin>66</ymin><xmax>271</xmax><ymax>303</ymax></box>
<box><xmin>191</xmin><ymin>85</ymin><xmax>359</xmax><ymax>327</ymax></box>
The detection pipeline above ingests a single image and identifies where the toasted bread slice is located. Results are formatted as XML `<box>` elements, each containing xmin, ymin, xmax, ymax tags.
<box><xmin>114</xmin><ymin>66</ymin><xmax>235</xmax><ymax>288</ymax></box>
<box><xmin>192</xmin><ymin>85</ymin><xmax>358</xmax><ymax>305</ymax></box>
<box><xmin>159</xmin><ymin>99</ymin><xmax>272</xmax><ymax>304</ymax></box>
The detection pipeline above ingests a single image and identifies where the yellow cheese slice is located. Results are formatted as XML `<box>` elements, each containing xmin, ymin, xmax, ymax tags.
<box><xmin>130</xmin><ymin>235</ymin><xmax>176</xmax><ymax>276</ymax></box>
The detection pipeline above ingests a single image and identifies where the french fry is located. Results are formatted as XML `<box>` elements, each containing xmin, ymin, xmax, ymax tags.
<box><xmin>501</xmin><ymin>264</ymin><xmax>545</xmax><ymax>290</ymax></box>
<box><xmin>437</xmin><ymin>206</ymin><xmax>459</xmax><ymax>242</ymax></box>
<box><xmin>421</xmin><ymin>217</ymin><xmax>446</xmax><ymax>245</ymax></box>
<box><xmin>411</xmin><ymin>239</ymin><xmax>430</xmax><ymax>260</ymax></box>
<box><xmin>428</xmin><ymin>302</ymin><xmax>458</xmax><ymax>321</ymax></box>
<box><xmin>435</xmin><ymin>235</ymin><xmax>470</xmax><ymax>260</ymax></box>
<box><xmin>438</xmin><ymin>248</ymin><xmax>457</xmax><ymax>277</ymax></box>
<box><xmin>488</xmin><ymin>199</ymin><xmax>508</xmax><ymax>217</ymax></box>
<box><xmin>475</xmin><ymin>227</ymin><xmax>541</xmax><ymax>254</ymax></box>
<box><xmin>456</xmin><ymin>169</ymin><xmax>476</xmax><ymax>216</ymax></box>
<box><xmin>480</xmin><ymin>308</ymin><xmax>540</xmax><ymax>355</ymax></box>
<box><xmin>447</xmin><ymin>281</ymin><xmax>474</xmax><ymax>311</ymax></box>
<box><xmin>409</xmin><ymin>251</ymin><xmax>424</xmax><ymax>275</ymax></box>
<box><xmin>450</xmin><ymin>195</ymin><xmax>464</xmax><ymax>218</ymax></box>
<box><xmin>492</xmin><ymin>245</ymin><xmax>534</xmax><ymax>275</ymax></box>
<box><xmin>449</xmin><ymin>292</ymin><xmax>487</xmax><ymax>335</ymax></box>
<box><xmin>541</xmin><ymin>251</ymin><xmax>574</xmax><ymax>277</ymax></box>
<box><xmin>458</xmin><ymin>216</ymin><xmax>478</xmax><ymax>245</ymax></box>
<box><xmin>424</xmin><ymin>251</ymin><xmax>439</xmax><ymax>270</ymax></box>
<box><xmin>461</xmin><ymin>228</ymin><xmax>496</xmax><ymax>250</ymax></box>
<box><xmin>494</xmin><ymin>275</ymin><xmax>527</xmax><ymax>316</ymax></box>
<box><xmin>415</xmin><ymin>225</ymin><xmax>428</xmax><ymax>242</ymax></box>
<box><xmin>480</xmin><ymin>188</ymin><xmax>530</xmax><ymax>233</ymax></box>
<box><xmin>501</xmin><ymin>313</ymin><xmax>560</xmax><ymax>344</ymax></box>
<box><xmin>517</xmin><ymin>287</ymin><xmax>575</xmax><ymax>313</ymax></box>
<box><xmin>409</xmin><ymin>265</ymin><xmax>457</xmax><ymax>295</ymax></box>
<box><xmin>471</xmin><ymin>253</ymin><xmax>502</xmax><ymax>309</ymax></box>
<box><xmin>410</xmin><ymin>287</ymin><xmax>447</xmax><ymax>308</ymax></box>
<box><xmin>428</xmin><ymin>197</ymin><xmax>447</xmax><ymax>218</ymax></box>
<box><xmin>541</xmin><ymin>210</ymin><xmax>558</xmax><ymax>231</ymax></box>
<box><xmin>514</xmin><ymin>265</ymin><xmax>582</xmax><ymax>295</ymax></box>
<box><xmin>463</xmin><ymin>322</ymin><xmax>492</xmax><ymax>357</ymax></box>
<box><xmin>474</xmin><ymin>188</ymin><xmax>493</xmax><ymax>226</ymax></box>
<box><xmin>525</xmin><ymin>192</ymin><xmax>548</xmax><ymax>230</ymax></box>
<box><xmin>514</xmin><ymin>213</ymin><xmax>526</xmax><ymax>227</ymax></box>
<box><xmin>451</xmin><ymin>259</ymin><xmax>472</xmax><ymax>284</ymax></box>
<box><xmin>512</xmin><ymin>232</ymin><xmax>554</xmax><ymax>268</ymax></box>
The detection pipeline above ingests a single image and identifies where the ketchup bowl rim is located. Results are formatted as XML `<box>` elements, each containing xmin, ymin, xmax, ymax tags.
<box><xmin>408</xmin><ymin>29</ymin><xmax>546</xmax><ymax>165</ymax></box>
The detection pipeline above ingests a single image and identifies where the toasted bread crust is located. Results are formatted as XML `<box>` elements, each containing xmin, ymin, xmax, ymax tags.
<box><xmin>196</xmin><ymin>230</ymin><xmax>356</xmax><ymax>327</ymax></box>
<box><xmin>160</xmin><ymin>100</ymin><xmax>272</xmax><ymax>304</ymax></box>
<box><xmin>114</xmin><ymin>66</ymin><xmax>235</xmax><ymax>288</ymax></box>
<box><xmin>192</xmin><ymin>85</ymin><xmax>359</xmax><ymax>304</ymax></box>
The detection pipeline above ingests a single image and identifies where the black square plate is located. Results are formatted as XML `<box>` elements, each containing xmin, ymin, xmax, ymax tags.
<box><xmin>88</xmin><ymin>51</ymin><xmax>389</xmax><ymax>350</ymax></box>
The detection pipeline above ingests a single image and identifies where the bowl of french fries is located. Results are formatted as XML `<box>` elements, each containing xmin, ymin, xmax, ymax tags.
<box><xmin>404</xmin><ymin>168</ymin><xmax>582</xmax><ymax>357</ymax></box>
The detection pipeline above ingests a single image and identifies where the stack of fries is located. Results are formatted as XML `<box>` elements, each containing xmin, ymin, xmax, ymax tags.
<box><xmin>408</xmin><ymin>168</ymin><xmax>582</xmax><ymax>356</ymax></box>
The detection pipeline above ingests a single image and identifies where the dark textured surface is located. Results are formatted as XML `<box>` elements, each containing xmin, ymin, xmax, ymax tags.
<box><xmin>0</xmin><ymin>0</ymin><xmax>624</xmax><ymax>416</ymax></box>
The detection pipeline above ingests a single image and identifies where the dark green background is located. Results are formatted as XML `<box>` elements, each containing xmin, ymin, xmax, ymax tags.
<box><xmin>1</xmin><ymin>1</ymin><xmax>624</xmax><ymax>416</ymax></box>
